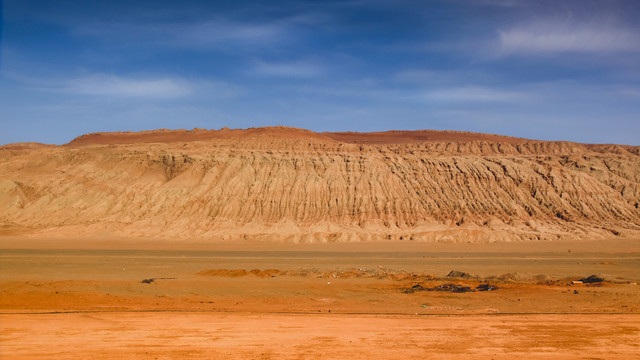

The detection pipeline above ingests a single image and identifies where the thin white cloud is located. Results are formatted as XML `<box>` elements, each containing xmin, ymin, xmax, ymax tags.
<box><xmin>61</xmin><ymin>74</ymin><xmax>193</xmax><ymax>97</ymax></box>
<box><xmin>420</xmin><ymin>86</ymin><xmax>529</xmax><ymax>103</ymax></box>
<box><xmin>170</xmin><ymin>20</ymin><xmax>288</xmax><ymax>47</ymax></box>
<box><xmin>249</xmin><ymin>60</ymin><xmax>324</xmax><ymax>78</ymax></box>
<box><xmin>393</xmin><ymin>69</ymin><xmax>495</xmax><ymax>86</ymax></box>
<box><xmin>499</xmin><ymin>22</ymin><xmax>640</xmax><ymax>54</ymax></box>
<box><xmin>620</xmin><ymin>88</ymin><xmax>640</xmax><ymax>97</ymax></box>
<box><xmin>7</xmin><ymin>72</ymin><xmax>205</xmax><ymax>98</ymax></box>
<box><xmin>394</xmin><ymin>70</ymin><xmax>446</xmax><ymax>83</ymax></box>
<box><xmin>74</xmin><ymin>19</ymin><xmax>291</xmax><ymax>49</ymax></box>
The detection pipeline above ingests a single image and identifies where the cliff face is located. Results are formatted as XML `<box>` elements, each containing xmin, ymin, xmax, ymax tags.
<box><xmin>1</xmin><ymin>127</ymin><xmax>639</xmax><ymax>243</ymax></box>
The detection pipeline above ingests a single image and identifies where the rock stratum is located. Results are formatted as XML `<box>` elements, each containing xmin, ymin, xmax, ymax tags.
<box><xmin>1</xmin><ymin>126</ymin><xmax>639</xmax><ymax>243</ymax></box>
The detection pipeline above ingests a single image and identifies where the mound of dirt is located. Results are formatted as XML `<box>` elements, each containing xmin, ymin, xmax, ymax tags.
<box><xmin>1</xmin><ymin>126</ymin><xmax>639</xmax><ymax>243</ymax></box>
<box><xmin>197</xmin><ymin>268</ymin><xmax>435</xmax><ymax>280</ymax></box>
<box><xmin>447</xmin><ymin>270</ymin><xmax>473</xmax><ymax>279</ymax></box>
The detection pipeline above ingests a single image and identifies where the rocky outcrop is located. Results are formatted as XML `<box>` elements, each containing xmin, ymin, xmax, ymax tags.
<box><xmin>1</xmin><ymin>127</ymin><xmax>638</xmax><ymax>242</ymax></box>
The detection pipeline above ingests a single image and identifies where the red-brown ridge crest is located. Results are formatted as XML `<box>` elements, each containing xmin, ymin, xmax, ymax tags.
<box><xmin>60</xmin><ymin>126</ymin><xmax>639</xmax><ymax>151</ymax></box>
<box><xmin>65</xmin><ymin>126</ymin><xmax>337</xmax><ymax>146</ymax></box>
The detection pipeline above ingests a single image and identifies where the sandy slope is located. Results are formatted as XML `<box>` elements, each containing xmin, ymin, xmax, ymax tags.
<box><xmin>1</xmin><ymin>126</ymin><xmax>639</xmax><ymax>243</ymax></box>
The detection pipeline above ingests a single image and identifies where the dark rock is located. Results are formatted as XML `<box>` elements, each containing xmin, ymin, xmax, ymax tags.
<box><xmin>451</xmin><ymin>285</ymin><xmax>472</xmax><ymax>293</ymax></box>
<box><xmin>402</xmin><ymin>284</ymin><xmax>425</xmax><ymax>294</ymax></box>
<box><xmin>476</xmin><ymin>283</ymin><xmax>499</xmax><ymax>291</ymax></box>
<box><xmin>580</xmin><ymin>275</ymin><xmax>604</xmax><ymax>283</ymax></box>
<box><xmin>403</xmin><ymin>282</ymin><xmax>498</xmax><ymax>294</ymax></box>
<box><xmin>431</xmin><ymin>283</ymin><xmax>473</xmax><ymax>293</ymax></box>
<box><xmin>141</xmin><ymin>277</ymin><xmax>176</xmax><ymax>284</ymax></box>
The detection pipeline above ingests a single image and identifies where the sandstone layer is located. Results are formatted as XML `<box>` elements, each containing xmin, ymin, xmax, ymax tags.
<box><xmin>1</xmin><ymin>126</ymin><xmax>639</xmax><ymax>243</ymax></box>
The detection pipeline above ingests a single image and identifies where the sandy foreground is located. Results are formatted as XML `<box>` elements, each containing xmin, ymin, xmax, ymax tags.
<box><xmin>1</xmin><ymin>239</ymin><xmax>639</xmax><ymax>359</ymax></box>
<box><xmin>3</xmin><ymin>313</ymin><xmax>639</xmax><ymax>359</ymax></box>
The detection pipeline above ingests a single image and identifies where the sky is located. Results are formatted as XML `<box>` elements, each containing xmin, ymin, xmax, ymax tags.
<box><xmin>1</xmin><ymin>0</ymin><xmax>639</xmax><ymax>145</ymax></box>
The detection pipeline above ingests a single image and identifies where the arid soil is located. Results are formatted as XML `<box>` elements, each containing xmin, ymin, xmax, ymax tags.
<box><xmin>1</xmin><ymin>242</ymin><xmax>639</xmax><ymax>359</ymax></box>
<box><xmin>1</xmin><ymin>127</ymin><xmax>639</xmax><ymax>243</ymax></box>
<box><xmin>3</xmin><ymin>313</ymin><xmax>639</xmax><ymax>360</ymax></box>
<box><xmin>1</xmin><ymin>127</ymin><xmax>639</xmax><ymax>358</ymax></box>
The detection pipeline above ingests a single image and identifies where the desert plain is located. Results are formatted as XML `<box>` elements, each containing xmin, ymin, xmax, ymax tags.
<box><xmin>1</xmin><ymin>127</ymin><xmax>639</xmax><ymax>359</ymax></box>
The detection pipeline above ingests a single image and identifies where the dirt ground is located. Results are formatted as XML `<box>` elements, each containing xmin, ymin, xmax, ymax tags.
<box><xmin>3</xmin><ymin>313</ymin><xmax>639</xmax><ymax>359</ymax></box>
<box><xmin>1</xmin><ymin>239</ymin><xmax>639</xmax><ymax>358</ymax></box>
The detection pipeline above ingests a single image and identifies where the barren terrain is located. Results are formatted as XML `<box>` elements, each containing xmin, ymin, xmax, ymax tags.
<box><xmin>1</xmin><ymin>127</ymin><xmax>639</xmax><ymax>243</ymax></box>
<box><xmin>2</xmin><ymin>241</ymin><xmax>640</xmax><ymax>359</ymax></box>
<box><xmin>2</xmin><ymin>127</ymin><xmax>639</xmax><ymax>358</ymax></box>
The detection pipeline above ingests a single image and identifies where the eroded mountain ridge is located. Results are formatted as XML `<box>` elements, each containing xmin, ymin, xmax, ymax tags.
<box><xmin>1</xmin><ymin>127</ymin><xmax>638</xmax><ymax>242</ymax></box>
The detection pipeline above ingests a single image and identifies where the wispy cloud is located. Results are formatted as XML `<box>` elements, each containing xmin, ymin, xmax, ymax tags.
<box><xmin>393</xmin><ymin>69</ymin><xmax>495</xmax><ymax>86</ymax></box>
<box><xmin>248</xmin><ymin>60</ymin><xmax>325</xmax><ymax>78</ymax></box>
<box><xmin>60</xmin><ymin>74</ymin><xmax>193</xmax><ymax>97</ymax></box>
<box><xmin>394</xmin><ymin>70</ymin><xmax>449</xmax><ymax>84</ymax></box>
<box><xmin>420</xmin><ymin>86</ymin><xmax>529</xmax><ymax>103</ymax></box>
<box><xmin>620</xmin><ymin>88</ymin><xmax>640</xmax><ymax>97</ymax></box>
<box><xmin>499</xmin><ymin>22</ymin><xmax>640</xmax><ymax>54</ymax></box>
<box><xmin>74</xmin><ymin>19</ymin><xmax>292</xmax><ymax>49</ymax></box>
<box><xmin>8</xmin><ymin>73</ymin><xmax>201</xmax><ymax>98</ymax></box>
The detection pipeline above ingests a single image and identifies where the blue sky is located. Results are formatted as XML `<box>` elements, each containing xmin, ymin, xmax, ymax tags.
<box><xmin>1</xmin><ymin>0</ymin><xmax>639</xmax><ymax>145</ymax></box>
